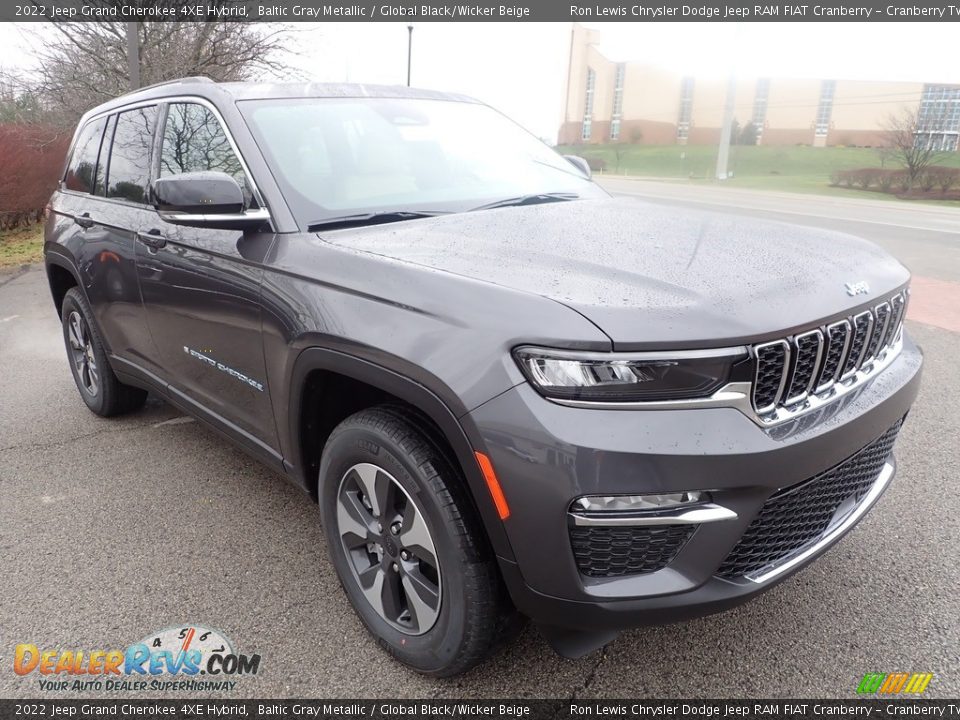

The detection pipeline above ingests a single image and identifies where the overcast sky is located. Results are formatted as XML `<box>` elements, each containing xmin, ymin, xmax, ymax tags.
<box><xmin>0</xmin><ymin>22</ymin><xmax>956</xmax><ymax>141</ymax></box>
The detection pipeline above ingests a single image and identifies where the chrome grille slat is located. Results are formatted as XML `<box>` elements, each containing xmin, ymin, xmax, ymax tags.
<box><xmin>783</xmin><ymin>330</ymin><xmax>824</xmax><ymax>405</ymax></box>
<box><xmin>750</xmin><ymin>290</ymin><xmax>906</xmax><ymax>423</ymax></box>
<box><xmin>752</xmin><ymin>340</ymin><xmax>790</xmax><ymax>414</ymax></box>
<box><xmin>815</xmin><ymin>320</ymin><xmax>851</xmax><ymax>393</ymax></box>
<box><xmin>863</xmin><ymin>301</ymin><xmax>891</xmax><ymax>366</ymax></box>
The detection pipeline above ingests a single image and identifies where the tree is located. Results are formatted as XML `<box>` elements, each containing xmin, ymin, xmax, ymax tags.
<box><xmin>739</xmin><ymin>122</ymin><xmax>759</xmax><ymax>146</ymax></box>
<box><xmin>879</xmin><ymin>106</ymin><xmax>951</xmax><ymax>188</ymax></box>
<box><xmin>728</xmin><ymin>118</ymin><xmax>741</xmax><ymax>145</ymax></box>
<box><xmin>24</xmin><ymin>19</ymin><xmax>295</xmax><ymax>128</ymax></box>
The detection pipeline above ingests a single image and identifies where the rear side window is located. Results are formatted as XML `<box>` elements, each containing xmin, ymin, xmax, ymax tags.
<box><xmin>159</xmin><ymin>102</ymin><xmax>254</xmax><ymax>207</ymax></box>
<box><xmin>105</xmin><ymin>106</ymin><xmax>157</xmax><ymax>204</ymax></box>
<box><xmin>64</xmin><ymin>117</ymin><xmax>107</xmax><ymax>193</ymax></box>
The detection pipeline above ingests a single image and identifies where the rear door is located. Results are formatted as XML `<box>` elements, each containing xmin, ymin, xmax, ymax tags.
<box><xmin>135</xmin><ymin>100</ymin><xmax>279</xmax><ymax>458</ymax></box>
<box><xmin>55</xmin><ymin>108</ymin><xmax>158</xmax><ymax>368</ymax></box>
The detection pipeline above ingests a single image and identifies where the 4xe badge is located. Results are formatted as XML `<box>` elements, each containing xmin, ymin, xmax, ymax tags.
<box><xmin>845</xmin><ymin>281</ymin><xmax>870</xmax><ymax>296</ymax></box>
<box><xmin>13</xmin><ymin>624</ymin><xmax>261</xmax><ymax>693</ymax></box>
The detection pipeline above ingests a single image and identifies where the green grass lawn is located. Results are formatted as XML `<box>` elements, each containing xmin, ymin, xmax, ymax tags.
<box><xmin>557</xmin><ymin>144</ymin><xmax>960</xmax><ymax>204</ymax></box>
<box><xmin>0</xmin><ymin>223</ymin><xmax>44</xmax><ymax>269</ymax></box>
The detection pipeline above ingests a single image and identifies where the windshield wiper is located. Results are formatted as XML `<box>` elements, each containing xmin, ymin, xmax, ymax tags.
<box><xmin>470</xmin><ymin>192</ymin><xmax>579</xmax><ymax>212</ymax></box>
<box><xmin>308</xmin><ymin>210</ymin><xmax>449</xmax><ymax>232</ymax></box>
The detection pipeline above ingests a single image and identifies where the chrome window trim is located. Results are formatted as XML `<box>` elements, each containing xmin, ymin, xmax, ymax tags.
<box><xmin>76</xmin><ymin>94</ymin><xmax>269</xmax><ymax>217</ymax></box>
<box><xmin>814</xmin><ymin>320</ymin><xmax>851</xmax><ymax>394</ymax></box>
<box><xmin>569</xmin><ymin>503</ymin><xmax>737</xmax><ymax>527</ymax></box>
<box><xmin>744</xmin><ymin>461</ymin><xmax>894</xmax><ymax>584</ymax></box>
<box><xmin>752</xmin><ymin>339</ymin><xmax>790</xmax><ymax>414</ymax></box>
<box><xmin>783</xmin><ymin>329</ymin><xmax>824</xmax><ymax>406</ymax></box>
<box><xmin>157</xmin><ymin>207</ymin><xmax>271</xmax><ymax>225</ymax></box>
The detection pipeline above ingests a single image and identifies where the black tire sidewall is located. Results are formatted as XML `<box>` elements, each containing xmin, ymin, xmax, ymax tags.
<box><xmin>318</xmin><ymin>418</ymin><xmax>477</xmax><ymax>674</ymax></box>
<box><xmin>61</xmin><ymin>289</ymin><xmax>109</xmax><ymax>415</ymax></box>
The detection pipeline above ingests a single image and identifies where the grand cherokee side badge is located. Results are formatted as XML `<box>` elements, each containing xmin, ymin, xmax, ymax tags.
<box><xmin>845</xmin><ymin>281</ymin><xmax>870</xmax><ymax>296</ymax></box>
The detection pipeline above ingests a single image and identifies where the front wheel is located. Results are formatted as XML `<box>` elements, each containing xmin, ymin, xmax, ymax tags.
<box><xmin>318</xmin><ymin>406</ymin><xmax>517</xmax><ymax>676</ymax></box>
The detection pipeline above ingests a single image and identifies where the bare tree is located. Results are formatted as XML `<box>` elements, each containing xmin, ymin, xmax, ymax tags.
<box><xmin>24</xmin><ymin>17</ymin><xmax>296</xmax><ymax>127</ymax></box>
<box><xmin>880</xmin><ymin>106</ymin><xmax>950</xmax><ymax>188</ymax></box>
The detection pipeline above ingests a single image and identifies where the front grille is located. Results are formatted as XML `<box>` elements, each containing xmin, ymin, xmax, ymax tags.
<box><xmin>570</xmin><ymin>525</ymin><xmax>695</xmax><ymax>578</ymax></box>
<box><xmin>751</xmin><ymin>291</ymin><xmax>906</xmax><ymax>416</ymax></box>
<box><xmin>716</xmin><ymin>420</ymin><xmax>901</xmax><ymax>580</ymax></box>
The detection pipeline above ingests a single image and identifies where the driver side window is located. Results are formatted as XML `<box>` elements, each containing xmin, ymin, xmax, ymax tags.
<box><xmin>159</xmin><ymin>103</ymin><xmax>256</xmax><ymax>208</ymax></box>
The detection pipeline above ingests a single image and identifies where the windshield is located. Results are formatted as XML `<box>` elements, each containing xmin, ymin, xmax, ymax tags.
<box><xmin>238</xmin><ymin>97</ymin><xmax>605</xmax><ymax>226</ymax></box>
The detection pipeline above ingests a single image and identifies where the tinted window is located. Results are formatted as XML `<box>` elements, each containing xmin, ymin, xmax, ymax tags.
<box><xmin>106</xmin><ymin>106</ymin><xmax>157</xmax><ymax>203</ymax></box>
<box><xmin>64</xmin><ymin>117</ymin><xmax>107</xmax><ymax>193</ymax></box>
<box><xmin>160</xmin><ymin>103</ymin><xmax>253</xmax><ymax>207</ymax></box>
<box><xmin>94</xmin><ymin>116</ymin><xmax>116</xmax><ymax>197</ymax></box>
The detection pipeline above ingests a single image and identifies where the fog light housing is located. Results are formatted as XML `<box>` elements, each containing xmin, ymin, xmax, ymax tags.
<box><xmin>572</xmin><ymin>492</ymin><xmax>702</xmax><ymax>513</ymax></box>
<box><xmin>568</xmin><ymin>491</ymin><xmax>737</xmax><ymax>527</ymax></box>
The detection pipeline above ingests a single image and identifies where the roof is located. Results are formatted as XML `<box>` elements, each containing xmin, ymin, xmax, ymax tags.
<box><xmin>79</xmin><ymin>77</ymin><xmax>480</xmax><ymax>124</ymax></box>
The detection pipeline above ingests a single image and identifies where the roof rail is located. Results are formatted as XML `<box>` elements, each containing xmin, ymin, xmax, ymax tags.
<box><xmin>133</xmin><ymin>76</ymin><xmax>216</xmax><ymax>93</ymax></box>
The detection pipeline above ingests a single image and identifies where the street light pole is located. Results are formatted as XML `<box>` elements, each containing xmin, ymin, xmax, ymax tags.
<box><xmin>715</xmin><ymin>73</ymin><xmax>736</xmax><ymax>180</ymax></box>
<box><xmin>406</xmin><ymin>25</ymin><xmax>414</xmax><ymax>87</ymax></box>
<box><xmin>126</xmin><ymin>22</ymin><xmax>140</xmax><ymax>91</ymax></box>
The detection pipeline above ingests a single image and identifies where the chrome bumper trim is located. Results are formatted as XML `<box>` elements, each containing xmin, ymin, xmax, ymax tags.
<box><xmin>569</xmin><ymin>503</ymin><xmax>738</xmax><ymax>527</ymax></box>
<box><xmin>744</xmin><ymin>461</ymin><xmax>895</xmax><ymax>584</ymax></box>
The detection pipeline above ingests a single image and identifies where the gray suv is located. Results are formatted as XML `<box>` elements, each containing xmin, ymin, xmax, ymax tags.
<box><xmin>44</xmin><ymin>78</ymin><xmax>922</xmax><ymax>676</ymax></box>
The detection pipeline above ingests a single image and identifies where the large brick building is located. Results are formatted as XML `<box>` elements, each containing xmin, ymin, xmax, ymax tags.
<box><xmin>560</xmin><ymin>24</ymin><xmax>960</xmax><ymax>151</ymax></box>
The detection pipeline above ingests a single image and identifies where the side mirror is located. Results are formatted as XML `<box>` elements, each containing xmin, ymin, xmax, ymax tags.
<box><xmin>563</xmin><ymin>155</ymin><xmax>592</xmax><ymax>179</ymax></box>
<box><xmin>152</xmin><ymin>171</ymin><xmax>268</xmax><ymax>230</ymax></box>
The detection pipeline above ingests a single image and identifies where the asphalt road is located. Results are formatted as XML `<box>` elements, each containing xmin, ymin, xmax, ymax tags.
<box><xmin>2</xmin><ymin>184</ymin><xmax>959</xmax><ymax>699</ymax></box>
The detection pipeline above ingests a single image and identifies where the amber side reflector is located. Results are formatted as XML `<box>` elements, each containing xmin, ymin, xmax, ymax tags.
<box><xmin>474</xmin><ymin>451</ymin><xmax>510</xmax><ymax>520</ymax></box>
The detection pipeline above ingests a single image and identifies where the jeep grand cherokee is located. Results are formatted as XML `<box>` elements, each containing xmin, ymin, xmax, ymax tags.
<box><xmin>44</xmin><ymin>79</ymin><xmax>922</xmax><ymax>676</ymax></box>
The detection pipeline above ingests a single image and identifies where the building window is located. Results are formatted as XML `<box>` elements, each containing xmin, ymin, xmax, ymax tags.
<box><xmin>610</xmin><ymin>63</ymin><xmax>626</xmax><ymax>141</ymax></box>
<box><xmin>917</xmin><ymin>84</ymin><xmax>960</xmax><ymax>151</ymax></box>
<box><xmin>815</xmin><ymin>80</ymin><xmax>836</xmax><ymax>137</ymax></box>
<box><xmin>677</xmin><ymin>76</ymin><xmax>694</xmax><ymax>140</ymax></box>
<box><xmin>582</xmin><ymin>67</ymin><xmax>596</xmax><ymax>141</ymax></box>
<box><xmin>752</xmin><ymin>78</ymin><xmax>770</xmax><ymax>139</ymax></box>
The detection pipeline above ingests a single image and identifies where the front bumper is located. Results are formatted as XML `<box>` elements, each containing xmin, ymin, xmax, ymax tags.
<box><xmin>468</xmin><ymin>333</ymin><xmax>923</xmax><ymax>631</ymax></box>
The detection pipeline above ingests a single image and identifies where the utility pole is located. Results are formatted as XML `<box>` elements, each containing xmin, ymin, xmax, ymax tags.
<box><xmin>406</xmin><ymin>25</ymin><xmax>414</xmax><ymax>87</ymax></box>
<box><xmin>715</xmin><ymin>73</ymin><xmax>736</xmax><ymax>180</ymax></box>
<box><xmin>126</xmin><ymin>22</ymin><xmax>140</xmax><ymax>91</ymax></box>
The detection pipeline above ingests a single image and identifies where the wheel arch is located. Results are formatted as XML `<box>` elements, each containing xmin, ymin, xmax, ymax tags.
<box><xmin>287</xmin><ymin>347</ymin><xmax>516</xmax><ymax>563</ymax></box>
<box><xmin>45</xmin><ymin>256</ymin><xmax>81</xmax><ymax>317</ymax></box>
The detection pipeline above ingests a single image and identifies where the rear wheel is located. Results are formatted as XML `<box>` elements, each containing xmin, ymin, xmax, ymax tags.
<box><xmin>318</xmin><ymin>406</ymin><xmax>517</xmax><ymax>676</ymax></box>
<box><xmin>61</xmin><ymin>287</ymin><xmax>147</xmax><ymax>417</ymax></box>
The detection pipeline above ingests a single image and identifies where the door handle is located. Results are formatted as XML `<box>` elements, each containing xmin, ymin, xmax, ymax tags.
<box><xmin>137</xmin><ymin>229</ymin><xmax>167</xmax><ymax>250</ymax></box>
<box><xmin>74</xmin><ymin>213</ymin><xmax>94</xmax><ymax>229</ymax></box>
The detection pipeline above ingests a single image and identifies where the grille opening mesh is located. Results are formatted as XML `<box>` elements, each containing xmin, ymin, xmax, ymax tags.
<box><xmin>570</xmin><ymin>525</ymin><xmax>695</xmax><ymax>578</ymax></box>
<box><xmin>716</xmin><ymin>420</ymin><xmax>901</xmax><ymax>580</ymax></box>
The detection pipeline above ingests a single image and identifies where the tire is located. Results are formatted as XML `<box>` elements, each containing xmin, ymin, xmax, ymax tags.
<box><xmin>318</xmin><ymin>405</ymin><xmax>517</xmax><ymax>677</ymax></box>
<box><xmin>61</xmin><ymin>287</ymin><xmax>147</xmax><ymax>417</ymax></box>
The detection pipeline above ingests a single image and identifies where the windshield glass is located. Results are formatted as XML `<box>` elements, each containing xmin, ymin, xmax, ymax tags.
<box><xmin>238</xmin><ymin>97</ymin><xmax>605</xmax><ymax>226</ymax></box>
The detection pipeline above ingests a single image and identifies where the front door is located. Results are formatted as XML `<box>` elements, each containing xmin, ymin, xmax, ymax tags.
<box><xmin>136</xmin><ymin>101</ymin><xmax>279</xmax><ymax>457</ymax></box>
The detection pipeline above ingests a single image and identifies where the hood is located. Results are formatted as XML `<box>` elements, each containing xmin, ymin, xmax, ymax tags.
<box><xmin>322</xmin><ymin>197</ymin><xmax>910</xmax><ymax>349</ymax></box>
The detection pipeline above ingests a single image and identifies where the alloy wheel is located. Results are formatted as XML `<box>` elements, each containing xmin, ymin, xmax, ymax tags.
<box><xmin>336</xmin><ymin>462</ymin><xmax>442</xmax><ymax>635</ymax></box>
<box><xmin>67</xmin><ymin>311</ymin><xmax>99</xmax><ymax>397</ymax></box>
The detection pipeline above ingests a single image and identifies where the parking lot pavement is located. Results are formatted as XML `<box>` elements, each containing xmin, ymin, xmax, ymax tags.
<box><xmin>2</xmin><ymin>238</ymin><xmax>959</xmax><ymax>697</ymax></box>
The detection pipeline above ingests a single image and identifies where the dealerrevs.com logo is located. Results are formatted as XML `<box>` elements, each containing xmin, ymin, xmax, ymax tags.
<box><xmin>13</xmin><ymin>624</ymin><xmax>261</xmax><ymax>693</ymax></box>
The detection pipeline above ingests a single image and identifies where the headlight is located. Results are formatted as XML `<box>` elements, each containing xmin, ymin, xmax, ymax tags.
<box><xmin>513</xmin><ymin>346</ymin><xmax>747</xmax><ymax>402</ymax></box>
